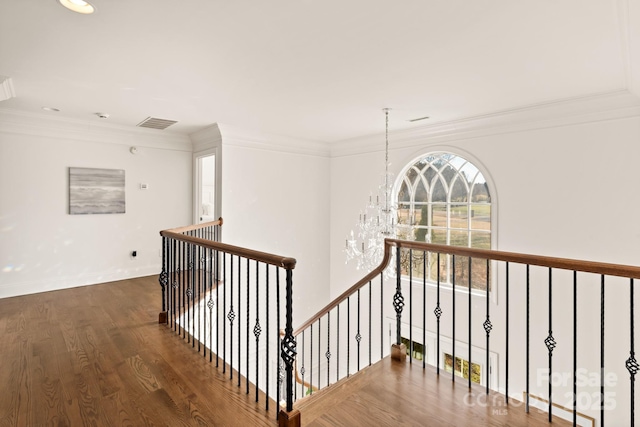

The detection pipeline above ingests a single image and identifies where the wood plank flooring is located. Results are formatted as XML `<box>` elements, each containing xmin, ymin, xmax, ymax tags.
<box><xmin>295</xmin><ymin>357</ymin><xmax>574</xmax><ymax>427</ymax></box>
<box><xmin>1</xmin><ymin>275</ymin><xmax>576</xmax><ymax>426</ymax></box>
<box><xmin>0</xmin><ymin>276</ymin><xmax>275</xmax><ymax>427</ymax></box>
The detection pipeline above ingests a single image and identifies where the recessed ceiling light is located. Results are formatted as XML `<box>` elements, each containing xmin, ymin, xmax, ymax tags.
<box><xmin>57</xmin><ymin>0</ymin><xmax>95</xmax><ymax>14</ymax></box>
<box><xmin>42</xmin><ymin>107</ymin><xmax>60</xmax><ymax>112</ymax></box>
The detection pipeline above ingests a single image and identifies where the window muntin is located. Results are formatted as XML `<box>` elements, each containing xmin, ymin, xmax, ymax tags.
<box><xmin>396</xmin><ymin>152</ymin><xmax>492</xmax><ymax>290</ymax></box>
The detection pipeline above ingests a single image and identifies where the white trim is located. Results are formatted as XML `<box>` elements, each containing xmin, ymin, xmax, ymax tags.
<box><xmin>217</xmin><ymin>123</ymin><xmax>331</xmax><ymax>158</ymax></box>
<box><xmin>0</xmin><ymin>108</ymin><xmax>192</xmax><ymax>151</ymax></box>
<box><xmin>330</xmin><ymin>90</ymin><xmax>640</xmax><ymax>158</ymax></box>
<box><xmin>0</xmin><ymin>265</ymin><xmax>161</xmax><ymax>299</ymax></box>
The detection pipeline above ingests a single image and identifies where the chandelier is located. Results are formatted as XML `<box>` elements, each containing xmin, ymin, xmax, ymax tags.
<box><xmin>345</xmin><ymin>108</ymin><xmax>397</xmax><ymax>272</ymax></box>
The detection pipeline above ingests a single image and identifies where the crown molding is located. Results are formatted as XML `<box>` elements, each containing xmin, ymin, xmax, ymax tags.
<box><xmin>331</xmin><ymin>90</ymin><xmax>640</xmax><ymax>158</ymax></box>
<box><xmin>0</xmin><ymin>108</ymin><xmax>192</xmax><ymax>151</ymax></box>
<box><xmin>190</xmin><ymin>123</ymin><xmax>223</xmax><ymax>153</ymax></box>
<box><xmin>216</xmin><ymin>123</ymin><xmax>331</xmax><ymax>157</ymax></box>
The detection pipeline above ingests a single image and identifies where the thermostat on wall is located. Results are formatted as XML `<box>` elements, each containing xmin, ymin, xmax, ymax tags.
<box><xmin>140</xmin><ymin>183</ymin><xmax>149</xmax><ymax>190</ymax></box>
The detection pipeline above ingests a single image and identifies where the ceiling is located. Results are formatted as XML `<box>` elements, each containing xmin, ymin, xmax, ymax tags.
<box><xmin>1</xmin><ymin>0</ymin><xmax>639</xmax><ymax>143</ymax></box>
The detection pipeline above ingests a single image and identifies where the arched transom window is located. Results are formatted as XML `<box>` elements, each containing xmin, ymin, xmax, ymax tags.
<box><xmin>397</xmin><ymin>152</ymin><xmax>492</xmax><ymax>290</ymax></box>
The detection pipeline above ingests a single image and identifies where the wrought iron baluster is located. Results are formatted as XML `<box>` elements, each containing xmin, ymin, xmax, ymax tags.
<box><xmin>545</xmin><ymin>268</ymin><xmax>556</xmax><ymax>421</ymax></box>
<box><xmin>505</xmin><ymin>262</ymin><xmax>510</xmax><ymax>405</ymax></box>
<box><xmin>281</xmin><ymin>268</ymin><xmax>296</xmax><ymax>413</ymax></box>
<box><xmin>468</xmin><ymin>256</ymin><xmax>472</xmax><ymax>389</ymax></box>
<box><xmin>159</xmin><ymin>237</ymin><xmax>168</xmax><ymax>314</ymax></box>
<box><xmin>208</xmin><ymin>248</ymin><xmax>214</xmax><ymax>362</ymax></box>
<box><xmin>368</xmin><ymin>280</ymin><xmax>372</xmax><ymax>367</ymax></box>
<box><xmin>347</xmin><ymin>296</ymin><xmax>350</xmax><ymax>378</ymax></box>
<box><xmin>600</xmin><ymin>275</ymin><xmax>605</xmax><ymax>427</ymax></box>
<box><xmin>423</xmin><ymin>251</ymin><xmax>426</xmax><ymax>369</ymax></box>
<box><xmin>246</xmin><ymin>259</ymin><xmax>250</xmax><ymax>394</ymax></box>
<box><xmin>189</xmin><ymin>244</ymin><xmax>194</xmax><ymax>345</ymax></box>
<box><xmin>337</xmin><ymin>304</ymin><xmax>340</xmax><ymax>383</ymax></box>
<box><xmin>215</xmin><ymin>249</ymin><xmax>220</xmax><ymax>367</ymax></box>
<box><xmin>237</xmin><ymin>255</ymin><xmax>242</xmax><ymax>387</ymax></box>
<box><xmin>317</xmin><ymin>318</ymin><xmax>321</xmax><ymax>389</ymax></box>
<box><xmin>254</xmin><ymin>260</ymin><xmax>260</xmax><ymax>402</ymax></box>
<box><xmin>409</xmin><ymin>249</ymin><xmax>413</xmax><ymax>364</ymax></box>
<box><xmin>301</xmin><ymin>330</ymin><xmax>305</xmax><ymax>398</ymax></box>
<box><xmin>229</xmin><ymin>255</ymin><xmax>235</xmax><ymax>380</ymax></box>
<box><xmin>380</xmin><ymin>273</ymin><xmax>384</xmax><ymax>361</ymax></box>
<box><xmin>326</xmin><ymin>313</ymin><xmax>331</xmax><ymax>387</ymax></box>
<box><xmin>182</xmin><ymin>241</ymin><xmax>186</xmax><ymax>340</ymax></box>
<box><xmin>394</xmin><ymin>248</ymin><xmax>404</xmax><ymax>346</ymax></box>
<box><xmin>627</xmin><ymin>278</ymin><xmax>638</xmax><ymax>427</ymax></box>
<box><xmin>484</xmin><ymin>258</ymin><xmax>492</xmax><ymax>394</ymax></box>
<box><xmin>357</xmin><ymin>289</ymin><xmax>361</xmax><ymax>372</ymax></box>
<box><xmin>572</xmin><ymin>270</ymin><xmax>577</xmax><ymax>426</ymax></box>
<box><xmin>310</xmin><ymin>323</ymin><xmax>314</xmax><ymax>395</ymax></box>
<box><xmin>222</xmin><ymin>253</ymin><xmax>227</xmax><ymax>373</ymax></box>
<box><xmin>276</xmin><ymin>268</ymin><xmax>280</xmax><ymax>407</ymax></box>
<box><xmin>452</xmin><ymin>255</ymin><xmax>456</xmax><ymax>383</ymax></box>
<box><xmin>265</xmin><ymin>263</ymin><xmax>270</xmax><ymax>411</ymax></box>
<box><xmin>526</xmin><ymin>264</ymin><xmax>530</xmax><ymax>413</ymax></box>
<box><xmin>436</xmin><ymin>253</ymin><xmax>441</xmax><ymax>375</ymax></box>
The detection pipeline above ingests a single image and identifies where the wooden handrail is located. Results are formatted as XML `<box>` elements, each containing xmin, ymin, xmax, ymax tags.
<box><xmin>294</xmin><ymin>238</ymin><xmax>640</xmax><ymax>336</ymax></box>
<box><xmin>386</xmin><ymin>238</ymin><xmax>640</xmax><ymax>279</ymax></box>
<box><xmin>293</xmin><ymin>240</ymin><xmax>394</xmax><ymax>335</ymax></box>
<box><xmin>166</xmin><ymin>217</ymin><xmax>224</xmax><ymax>234</ymax></box>
<box><xmin>160</xmin><ymin>229</ymin><xmax>296</xmax><ymax>270</ymax></box>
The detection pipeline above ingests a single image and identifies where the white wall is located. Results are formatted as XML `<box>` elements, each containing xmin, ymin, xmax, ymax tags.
<box><xmin>0</xmin><ymin>111</ymin><xmax>192</xmax><ymax>298</ymax></box>
<box><xmin>218</xmin><ymin>126</ymin><xmax>331</xmax><ymax>327</ymax></box>
<box><xmin>329</xmin><ymin>94</ymin><xmax>640</xmax><ymax>425</ymax></box>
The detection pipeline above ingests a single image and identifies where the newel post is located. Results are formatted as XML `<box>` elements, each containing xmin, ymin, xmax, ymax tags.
<box><xmin>391</xmin><ymin>246</ymin><xmax>407</xmax><ymax>362</ymax></box>
<box><xmin>158</xmin><ymin>235</ymin><xmax>169</xmax><ymax>324</ymax></box>
<box><xmin>279</xmin><ymin>268</ymin><xmax>301</xmax><ymax>427</ymax></box>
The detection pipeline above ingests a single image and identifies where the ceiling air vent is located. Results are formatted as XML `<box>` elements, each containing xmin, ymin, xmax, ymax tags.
<box><xmin>136</xmin><ymin>117</ymin><xmax>178</xmax><ymax>130</ymax></box>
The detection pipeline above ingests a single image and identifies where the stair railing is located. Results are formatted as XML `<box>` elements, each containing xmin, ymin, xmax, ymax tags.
<box><xmin>293</xmin><ymin>238</ymin><xmax>640</xmax><ymax>427</ymax></box>
<box><xmin>158</xmin><ymin>218</ymin><xmax>299</xmax><ymax>424</ymax></box>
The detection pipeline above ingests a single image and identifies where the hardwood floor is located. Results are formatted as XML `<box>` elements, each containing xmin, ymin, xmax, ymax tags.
<box><xmin>295</xmin><ymin>357</ymin><xmax>574</xmax><ymax>427</ymax></box>
<box><xmin>0</xmin><ymin>276</ymin><xmax>275</xmax><ymax>427</ymax></box>
<box><xmin>1</xmin><ymin>276</ymin><xmax>576</xmax><ymax>427</ymax></box>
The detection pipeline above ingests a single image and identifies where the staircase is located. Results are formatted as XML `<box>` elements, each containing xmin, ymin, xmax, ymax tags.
<box><xmin>159</xmin><ymin>219</ymin><xmax>640</xmax><ymax>427</ymax></box>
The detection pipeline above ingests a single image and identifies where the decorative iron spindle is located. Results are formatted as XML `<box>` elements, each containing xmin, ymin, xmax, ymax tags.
<box><xmin>254</xmin><ymin>260</ymin><xmax>261</xmax><ymax>402</ymax></box>
<box><xmin>436</xmin><ymin>253</ymin><xmax>441</xmax><ymax>375</ymax></box>
<box><xmin>394</xmin><ymin>248</ymin><xmax>404</xmax><ymax>345</ymax></box>
<box><xmin>159</xmin><ymin>237</ymin><xmax>168</xmax><ymax>313</ymax></box>
<box><xmin>545</xmin><ymin>268</ymin><xmax>556</xmax><ymax>422</ymax></box>
<box><xmin>208</xmin><ymin>248</ymin><xmax>214</xmax><ymax>362</ymax></box>
<box><xmin>317</xmin><ymin>318</ymin><xmax>321</xmax><ymax>390</ymax></box>
<box><xmin>215</xmin><ymin>250</ymin><xmax>220</xmax><ymax>367</ymax></box>
<box><xmin>484</xmin><ymin>258</ymin><xmax>492</xmax><ymax>394</ymax></box>
<box><xmin>326</xmin><ymin>313</ymin><xmax>331</xmax><ymax>387</ymax></box>
<box><xmin>357</xmin><ymin>289</ymin><xmax>361</xmax><ymax>371</ymax></box>
<box><xmin>281</xmin><ymin>268</ymin><xmax>296</xmax><ymax>413</ymax></box>
<box><xmin>310</xmin><ymin>323</ymin><xmax>314</xmax><ymax>395</ymax></box>
<box><xmin>228</xmin><ymin>255</ymin><xmax>235</xmax><ymax>380</ymax></box>
<box><xmin>627</xmin><ymin>278</ymin><xmax>638</xmax><ymax>427</ymax></box>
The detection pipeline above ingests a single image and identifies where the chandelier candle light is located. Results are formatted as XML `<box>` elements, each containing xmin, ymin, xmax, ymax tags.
<box><xmin>345</xmin><ymin>108</ymin><xmax>398</xmax><ymax>272</ymax></box>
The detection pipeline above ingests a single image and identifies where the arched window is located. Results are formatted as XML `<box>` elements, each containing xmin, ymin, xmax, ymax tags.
<box><xmin>397</xmin><ymin>152</ymin><xmax>492</xmax><ymax>290</ymax></box>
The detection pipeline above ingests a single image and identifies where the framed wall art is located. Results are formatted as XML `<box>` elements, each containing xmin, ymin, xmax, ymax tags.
<box><xmin>69</xmin><ymin>167</ymin><xmax>125</xmax><ymax>214</ymax></box>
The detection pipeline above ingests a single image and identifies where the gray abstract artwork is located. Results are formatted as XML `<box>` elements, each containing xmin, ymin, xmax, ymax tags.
<box><xmin>69</xmin><ymin>167</ymin><xmax>125</xmax><ymax>214</ymax></box>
